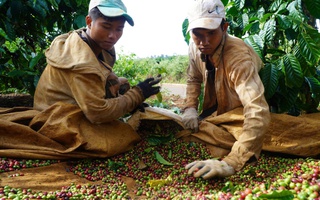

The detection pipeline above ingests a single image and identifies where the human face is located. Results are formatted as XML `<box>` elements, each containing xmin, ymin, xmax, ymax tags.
<box><xmin>191</xmin><ymin>23</ymin><xmax>228</xmax><ymax>55</ymax></box>
<box><xmin>86</xmin><ymin>16</ymin><xmax>125</xmax><ymax>51</ymax></box>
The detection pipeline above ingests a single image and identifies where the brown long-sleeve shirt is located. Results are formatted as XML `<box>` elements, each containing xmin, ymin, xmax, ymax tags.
<box><xmin>34</xmin><ymin>29</ymin><xmax>144</xmax><ymax>124</ymax></box>
<box><xmin>185</xmin><ymin>34</ymin><xmax>270</xmax><ymax>170</ymax></box>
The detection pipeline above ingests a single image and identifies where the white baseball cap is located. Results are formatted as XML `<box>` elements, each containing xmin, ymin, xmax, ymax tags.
<box><xmin>88</xmin><ymin>0</ymin><xmax>134</xmax><ymax>26</ymax></box>
<box><xmin>187</xmin><ymin>0</ymin><xmax>226</xmax><ymax>32</ymax></box>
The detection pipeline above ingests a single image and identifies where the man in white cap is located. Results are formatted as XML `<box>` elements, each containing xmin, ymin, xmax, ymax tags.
<box><xmin>181</xmin><ymin>0</ymin><xmax>270</xmax><ymax>179</ymax></box>
<box><xmin>32</xmin><ymin>0</ymin><xmax>162</xmax><ymax>156</ymax></box>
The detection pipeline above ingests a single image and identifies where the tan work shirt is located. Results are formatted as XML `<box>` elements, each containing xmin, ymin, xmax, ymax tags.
<box><xmin>186</xmin><ymin>33</ymin><xmax>270</xmax><ymax>170</ymax></box>
<box><xmin>34</xmin><ymin>29</ymin><xmax>144</xmax><ymax>124</ymax></box>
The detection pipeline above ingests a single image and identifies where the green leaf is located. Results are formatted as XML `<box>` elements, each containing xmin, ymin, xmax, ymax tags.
<box><xmin>63</xmin><ymin>0</ymin><xmax>73</xmax><ymax>7</ymax></box>
<box><xmin>276</xmin><ymin>14</ymin><xmax>292</xmax><ymax>30</ymax></box>
<box><xmin>168</xmin><ymin>149</ymin><xmax>172</xmax><ymax>159</ymax></box>
<box><xmin>4</xmin><ymin>19</ymin><xmax>16</xmax><ymax>40</ymax></box>
<box><xmin>284</xmin><ymin>28</ymin><xmax>298</xmax><ymax>41</ymax></box>
<box><xmin>292</xmin><ymin>45</ymin><xmax>314</xmax><ymax>77</ymax></box>
<box><xmin>259</xmin><ymin>190</ymin><xmax>294</xmax><ymax>200</ymax></box>
<box><xmin>269</xmin><ymin>0</ymin><xmax>282</xmax><ymax>12</ymax></box>
<box><xmin>154</xmin><ymin>151</ymin><xmax>173</xmax><ymax>166</ymax></box>
<box><xmin>47</xmin><ymin>0</ymin><xmax>59</xmax><ymax>10</ymax></box>
<box><xmin>222</xmin><ymin>181</ymin><xmax>235</xmax><ymax>193</ymax></box>
<box><xmin>274</xmin><ymin>80</ymin><xmax>299</xmax><ymax>113</ymax></box>
<box><xmin>259</xmin><ymin>63</ymin><xmax>279</xmax><ymax>100</ymax></box>
<box><xmin>29</xmin><ymin>52</ymin><xmax>44</xmax><ymax>69</ymax></box>
<box><xmin>227</xmin><ymin>6</ymin><xmax>240</xmax><ymax>17</ymax></box>
<box><xmin>243</xmin><ymin>23</ymin><xmax>253</xmax><ymax>34</ymax></box>
<box><xmin>256</xmin><ymin>7</ymin><xmax>266</xmax><ymax>19</ymax></box>
<box><xmin>9</xmin><ymin>0</ymin><xmax>24</xmax><ymax>20</ymax></box>
<box><xmin>147</xmin><ymin>174</ymin><xmax>172</xmax><ymax>188</ymax></box>
<box><xmin>266</xmin><ymin>48</ymin><xmax>286</xmax><ymax>57</ymax></box>
<box><xmin>8</xmin><ymin>69</ymin><xmax>36</xmax><ymax>77</ymax></box>
<box><xmin>305</xmin><ymin>76</ymin><xmax>320</xmax><ymax>98</ymax></box>
<box><xmin>263</xmin><ymin>18</ymin><xmax>276</xmax><ymax>44</ymax></box>
<box><xmin>304</xmin><ymin>0</ymin><xmax>320</xmax><ymax>18</ymax></box>
<box><xmin>74</xmin><ymin>14</ymin><xmax>86</xmax><ymax>29</ymax></box>
<box><xmin>260</xmin><ymin>13</ymin><xmax>273</xmax><ymax>24</ymax></box>
<box><xmin>307</xmin><ymin>26</ymin><xmax>320</xmax><ymax>44</ymax></box>
<box><xmin>221</xmin><ymin>0</ymin><xmax>228</xmax><ymax>6</ymax></box>
<box><xmin>276</xmin><ymin>2</ymin><xmax>289</xmax><ymax>14</ymax></box>
<box><xmin>0</xmin><ymin>28</ymin><xmax>9</xmax><ymax>40</ymax></box>
<box><xmin>182</xmin><ymin>18</ymin><xmax>190</xmax><ymax>45</ymax></box>
<box><xmin>144</xmin><ymin>147</ymin><xmax>153</xmax><ymax>153</ymax></box>
<box><xmin>287</xmin><ymin>1</ymin><xmax>303</xmax><ymax>24</ymax></box>
<box><xmin>29</xmin><ymin>0</ymin><xmax>49</xmax><ymax>18</ymax></box>
<box><xmin>283</xmin><ymin>54</ymin><xmax>303</xmax><ymax>88</ymax></box>
<box><xmin>146</xmin><ymin>134</ymin><xmax>173</xmax><ymax>146</ymax></box>
<box><xmin>156</xmin><ymin>92</ymin><xmax>163</xmax><ymax>103</ymax></box>
<box><xmin>108</xmin><ymin>160</ymin><xmax>124</xmax><ymax>171</ymax></box>
<box><xmin>244</xmin><ymin>34</ymin><xmax>263</xmax><ymax>60</ymax></box>
<box><xmin>4</xmin><ymin>40</ymin><xmax>18</xmax><ymax>53</ymax></box>
<box><xmin>241</xmin><ymin>13</ymin><xmax>249</xmax><ymax>28</ymax></box>
<box><xmin>298</xmin><ymin>31</ymin><xmax>320</xmax><ymax>65</ymax></box>
<box><xmin>234</xmin><ymin>0</ymin><xmax>245</xmax><ymax>10</ymax></box>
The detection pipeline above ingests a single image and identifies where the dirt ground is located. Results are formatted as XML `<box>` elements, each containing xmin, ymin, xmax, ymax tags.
<box><xmin>161</xmin><ymin>94</ymin><xmax>185</xmax><ymax>109</ymax></box>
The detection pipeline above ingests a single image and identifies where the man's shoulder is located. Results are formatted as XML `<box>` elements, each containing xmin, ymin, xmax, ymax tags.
<box><xmin>225</xmin><ymin>34</ymin><xmax>246</xmax><ymax>48</ymax></box>
<box><xmin>224</xmin><ymin>34</ymin><xmax>259</xmax><ymax>57</ymax></box>
<box><xmin>223</xmin><ymin>34</ymin><xmax>262</xmax><ymax>68</ymax></box>
<box><xmin>51</xmin><ymin>28</ymin><xmax>85</xmax><ymax>43</ymax></box>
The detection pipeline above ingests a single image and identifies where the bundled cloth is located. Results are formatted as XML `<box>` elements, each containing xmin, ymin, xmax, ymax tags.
<box><xmin>0</xmin><ymin>102</ymin><xmax>319</xmax><ymax>163</ymax></box>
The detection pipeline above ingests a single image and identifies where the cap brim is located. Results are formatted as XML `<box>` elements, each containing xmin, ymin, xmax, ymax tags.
<box><xmin>187</xmin><ymin>18</ymin><xmax>223</xmax><ymax>32</ymax></box>
<box><xmin>97</xmin><ymin>6</ymin><xmax>134</xmax><ymax>26</ymax></box>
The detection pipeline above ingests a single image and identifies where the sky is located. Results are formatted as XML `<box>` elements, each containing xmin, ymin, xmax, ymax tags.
<box><xmin>115</xmin><ymin>1</ymin><xmax>320</xmax><ymax>58</ymax></box>
<box><xmin>115</xmin><ymin>0</ymin><xmax>193</xmax><ymax>58</ymax></box>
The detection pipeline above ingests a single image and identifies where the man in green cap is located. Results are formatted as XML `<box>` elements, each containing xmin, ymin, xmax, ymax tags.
<box><xmin>32</xmin><ymin>0</ymin><xmax>162</xmax><ymax>156</ymax></box>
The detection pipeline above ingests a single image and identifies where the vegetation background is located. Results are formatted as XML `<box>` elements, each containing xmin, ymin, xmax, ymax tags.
<box><xmin>0</xmin><ymin>0</ymin><xmax>320</xmax><ymax>116</ymax></box>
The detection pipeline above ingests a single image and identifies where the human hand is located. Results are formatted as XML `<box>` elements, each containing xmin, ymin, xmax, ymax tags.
<box><xmin>185</xmin><ymin>159</ymin><xmax>235</xmax><ymax>179</ymax></box>
<box><xmin>130</xmin><ymin>102</ymin><xmax>149</xmax><ymax>114</ymax></box>
<box><xmin>136</xmin><ymin>75</ymin><xmax>162</xmax><ymax>99</ymax></box>
<box><xmin>182</xmin><ymin>107</ymin><xmax>199</xmax><ymax>132</ymax></box>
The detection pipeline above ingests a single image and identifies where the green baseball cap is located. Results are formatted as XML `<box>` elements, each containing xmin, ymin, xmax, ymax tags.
<box><xmin>88</xmin><ymin>0</ymin><xmax>134</xmax><ymax>26</ymax></box>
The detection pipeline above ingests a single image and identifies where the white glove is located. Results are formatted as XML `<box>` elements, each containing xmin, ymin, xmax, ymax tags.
<box><xmin>185</xmin><ymin>159</ymin><xmax>235</xmax><ymax>179</ymax></box>
<box><xmin>182</xmin><ymin>107</ymin><xmax>199</xmax><ymax>132</ymax></box>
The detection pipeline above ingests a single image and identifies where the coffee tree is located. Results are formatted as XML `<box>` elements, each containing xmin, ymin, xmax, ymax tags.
<box><xmin>0</xmin><ymin>0</ymin><xmax>89</xmax><ymax>95</ymax></box>
<box><xmin>183</xmin><ymin>0</ymin><xmax>320</xmax><ymax>115</ymax></box>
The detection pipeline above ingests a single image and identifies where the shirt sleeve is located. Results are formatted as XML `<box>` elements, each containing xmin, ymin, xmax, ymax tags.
<box><xmin>68</xmin><ymin>72</ymin><xmax>144</xmax><ymax>124</ymax></box>
<box><xmin>222</xmin><ymin>51</ymin><xmax>270</xmax><ymax>171</ymax></box>
<box><xmin>185</xmin><ymin>42</ymin><xmax>203</xmax><ymax>110</ymax></box>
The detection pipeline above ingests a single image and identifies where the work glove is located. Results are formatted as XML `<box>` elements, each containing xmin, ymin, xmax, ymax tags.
<box><xmin>182</xmin><ymin>107</ymin><xmax>199</xmax><ymax>132</ymax></box>
<box><xmin>136</xmin><ymin>75</ymin><xmax>162</xmax><ymax>99</ymax></box>
<box><xmin>185</xmin><ymin>159</ymin><xmax>235</xmax><ymax>179</ymax></box>
<box><xmin>130</xmin><ymin>102</ymin><xmax>149</xmax><ymax>114</ymax></box>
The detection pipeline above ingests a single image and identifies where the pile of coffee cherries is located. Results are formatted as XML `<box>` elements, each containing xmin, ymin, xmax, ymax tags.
<box><xmin>0</xmin><ymin>120</ymin><xmax>319</xmax><ymax>199</ymax></box>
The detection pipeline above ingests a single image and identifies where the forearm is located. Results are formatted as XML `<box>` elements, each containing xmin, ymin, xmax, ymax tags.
<box><xmin>223</xmin><ymin>107</ymin><xmax>270</xmax><ymax>171</ymax></box>
<box><xmin>184</xmin><ymin>83</ymin><xmax>201</xmax><ymax>110</ymax></box>
<box><xmin>83</xmin><ymin>87</ymin><xmax>144</xmax><ymax>123</ymax></box>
